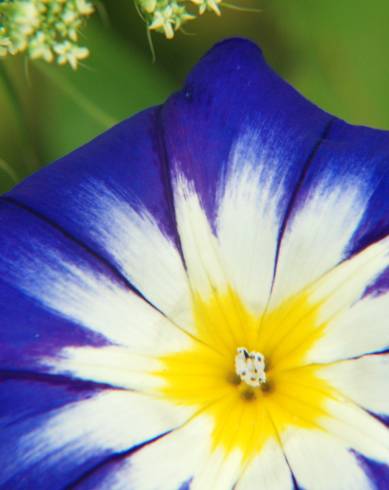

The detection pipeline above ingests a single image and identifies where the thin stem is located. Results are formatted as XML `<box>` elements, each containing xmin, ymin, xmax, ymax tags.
<box><xmin>94</xmin><ymin>0</ymin><xmax>111</xmax><ymax>27</ymax></box>
<box><xmin>222</xmin><ymin>2</ymin><xmax>261</xmax><ymax>13</ymax></box>
<box><xmin>146</xmin><ymin>27</ymin><xmax>156</xmax><ymax>63</ymax></box>
<box><xmin>0</xmin><ymin>156</ymin><xmax>19</xmax><ymax>183</ymax></box>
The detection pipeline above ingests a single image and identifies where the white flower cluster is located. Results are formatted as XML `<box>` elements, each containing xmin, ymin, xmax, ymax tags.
<box><xmin>0</xmin><ymin>0</ymin><xmax>94</xmax><ymax>69</ymax></box>
<box><xmin>138</xmin><ymin>0</ymin><xmax>222</xmax><ymax>39</ymax></box>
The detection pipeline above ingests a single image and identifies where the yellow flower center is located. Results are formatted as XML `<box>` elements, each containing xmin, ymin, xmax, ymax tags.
<box><xmin>154</xmin><ymin>288</ymin><xmax>337</xmax><ymax>462</ymax></box>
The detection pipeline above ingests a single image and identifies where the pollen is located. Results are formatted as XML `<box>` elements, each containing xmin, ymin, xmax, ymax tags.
<box><xmin>235</xmin><ymin>347</ymin><xmax>266</xmax><ymax>387</ymax></box>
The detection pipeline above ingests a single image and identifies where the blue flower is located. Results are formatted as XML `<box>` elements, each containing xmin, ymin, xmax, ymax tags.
<box><xmin>0</xmin><ymin>39</ymin><xmax>388</xmax><ymax>489</ymax></box>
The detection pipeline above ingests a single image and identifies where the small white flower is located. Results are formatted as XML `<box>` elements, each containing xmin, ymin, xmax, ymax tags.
<box><xmin>28</xmin><ymin>31</ymin><xmax>54</xmax><ymax>62</ymax></box>
<box><xmin>75</xmin><ymin>0</ymin><xmax>94</xmax><ymax>16</ymax></box>
<box><xmin>54</xmin><ymin>40</ymin><xmax>89</xmax><ymax>69</ymax></box>
<box><xmin>148</xmin><ymin>6</ymin><xmax>175</xmax><ymax>39</ymax></box>
<box><xmin>191</xmin><ymin>0</ymin><xmax>222</xmax><ymax>15</ymax></box>
<box><xmin>0</xmin><ymin>0</ymin><xmax>93</xmax><ymax>67</ymax></box>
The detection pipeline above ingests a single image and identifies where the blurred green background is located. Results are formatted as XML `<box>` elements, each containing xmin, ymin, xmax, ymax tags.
<box><xmin>1</xmin><ymin>0</ymin><xmax>389</xmax><ymax>193</ymax></box>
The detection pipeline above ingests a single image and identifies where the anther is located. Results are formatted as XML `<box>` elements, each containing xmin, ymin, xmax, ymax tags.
<box><xmin>235</xmin><ymin>347</ymin><xmax>266</xmax><ymax>388</ymax></box>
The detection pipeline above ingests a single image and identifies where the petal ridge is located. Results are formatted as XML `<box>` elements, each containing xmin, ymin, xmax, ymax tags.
<box><xmin>0</xmin><ymin>196</ymin><xmax>159</xmax><ymax>312</ymax></box>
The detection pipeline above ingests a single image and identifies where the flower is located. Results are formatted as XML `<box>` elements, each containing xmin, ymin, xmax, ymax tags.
<box><xmin>143</xmin><ymin>0</ymin><xmax>195</xmax><ymax>39</ymax></box>
<box><xmin>0</xmin><ymin>0</ymin><xmax>93</xmax><ymax>68</ymax></box>
<box><xmin>53</xmin><ymin>40</ymin><xmax>89</xmax><ymax>69</ymax></box>
<box><xmin>191</xmin><ymin>0</ymin><xmax>222</xmax><ymax>16</ymax></box>
<box><xmin>0</xmin><ymin>39</ymin><xmax>388</xmax><ymax>489</ymax></box>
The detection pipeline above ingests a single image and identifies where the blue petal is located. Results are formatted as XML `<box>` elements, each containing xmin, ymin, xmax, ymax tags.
<box><xmin>0</xmin><ymin>200</ymin><xmax>114</xmax><ymax>373</ymax></box>
<box><xmin>280</xmin><ymin>118</ymin><xmax>389</xmax><ymax>257</ymax></box>
<box><xmin>7</xmin><ymin>109</ymin><xmax>185</xmax><ymax>315</ymax></box>
<box><xmin>0</xmin><ymin>277</ymin><xmax>105</xmax><ymax>373</ymax></box>
<box><xmin>329</xmin><ymin>121</ymin><xmax>389</xmax><ymax>254</ymax></box>
<box><xmin>161</xmin><ymin>38</ymin><xmax>332</xmax><ymax>226</ymax></box>
<box><xmin>0</xmin><ymin>200</ymin><xmax>192</xmax><ymax>487</ymax></box>
<box><xmin>160</xmin><ymin>38</ymin><xmax>388</xmax><ymax>306</ymax></box>
<box><xmin>0</xmin><ymin>198</ymin><xmax>188</xmax><ymax>372</ymax></box>
<box><xmin>0</xmin><ymin>377</ymin><xmax>109</xmax><ymax>489</ymax></box>
<box><xmin>269</xmin><ymin>118</ymin><xmax>389</xmax><ymax>304</ymax></box>
<box><xmin>0</xmin><ymin>376</ymin><xmax>182</xmax><ymax>489</ymax></box>
<box><xmin>9</xmin><ymin>108</ymin><xmax>176</xmax><ymax>243</ymax></box>
<box><xmin>358</xmin><ymin>455</ymin><xmax>389</xmax><ymax>490</ymax></box>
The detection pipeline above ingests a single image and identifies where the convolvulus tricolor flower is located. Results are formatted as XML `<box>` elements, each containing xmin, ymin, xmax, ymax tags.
<box><xmin>0</xmin><ymin>39</ymin><xmax>388</xmax><ymax>489</ymax></box>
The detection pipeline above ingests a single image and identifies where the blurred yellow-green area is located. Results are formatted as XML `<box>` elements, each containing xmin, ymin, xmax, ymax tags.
<box><xmin>1</xmin><ymin>0</ymin><xmax>389</xmax><ymax>194</ymax></box>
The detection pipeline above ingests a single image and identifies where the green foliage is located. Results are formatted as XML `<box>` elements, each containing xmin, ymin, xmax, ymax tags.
<box><xmin>269</xmin><ymin>0</ymin><xmax>389</xmax><ymax>129</ymax></box>
<box><xmin>1</xmin><ymin>0</ymin><xmax>389</xmax><ymax>194</ymax></box>
<box><xmin>33</xmin><ymin>17</ymin><xmax>175</xmax><ymax>161</ymax></box>
<box><xmin>0</xmin><ymin>12</ymin><xmax>175</xmax><ymax>193</ymax></box>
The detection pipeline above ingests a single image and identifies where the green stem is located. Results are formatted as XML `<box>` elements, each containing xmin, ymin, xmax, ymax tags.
<box><xmin>222</xmin><ymin>2</ymin><xmax>261</xmax><ymax>13</ymax></box>
<box><xmin>94</xmin><ymin>0</ymin><xmax>111</xmax><ymax>27</ymax></box>
<box><xmin>35</xmin><ymin>61</ymin><xmax>117</xmax><ymax>129</ymax></box>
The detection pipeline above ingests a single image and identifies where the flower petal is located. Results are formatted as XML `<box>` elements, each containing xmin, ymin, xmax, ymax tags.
<box><xmin>321</xmin><ymin>400</ymin><xmax>389</xmax><ymax>464</ymax></box>
<box><xmin>267</xmin><ymin>236</ymin><xmax>388</xmax><ymax>369</ymax></box>
<box><xmin>282</xmin><ymin>429</ymin><xmax>372</xmax><ymax>490</ymax></box>
<box><xmin>272</xmin><ymin>120</ymin><xmax>389</xmax><ymax>305</ymax></box>
<box><xmin>0</xmin><ymin>201</ymin><xmax>193</xmax><ymax>376</ymax></box>
<box><xmin>161</xmin><ymin>39</ymin><xmax>331</xmax><ymax>309</ymax></box>
<box><xmin>6</xmin><ymin>109</ymin><xmax>192</xmax><ymax>326</ymax></box>
<box><xmin>334</xmin><ymin>124</ymin><xmax>389</xmax><ymax>255</ymax></box>
<box><xmin>271</xmin><ymin>121</ymin><xmax>389</xmax><ymax>307</ymax></box>
<box><xmin>44</xmin><ymin>345</ymin><xmax>166</xmax><ymax>393</ymax></box>
<box><xmin>0</xmin><ymin>383</ymin><xmax>192</xmax><ymax>488</ymax></box>
<box><xmin>0</xmin><ymin>275</ymin><xmax>105</xmax><ymax>373</ymax></box>
<box><xmin>189</xmin><ymin>450</ymin><xmax>243</xmax><ymax>490</ymax></box>
<box><xmin>306</xmin><ymin>293</ymin><xmax>389</xmax><ymax>364</ymax></box>
<box><xmin>308</xmin><ymin>237</ymin><xmax>388</xmax><ymax>327</ymax></box>
<box><xmin>71</xmin><ymin>416</ymin><xmax>212</xmax><ymax>490</ymax></box>
<box><xmin>318</xmin><ymin>354</ymin><xmax>389</xmax><ymax>416</ymax></box>
<box><xmin>235</xmin><ymin>439</ymin><xmax>294</xmax><ymax>490</ymax></box>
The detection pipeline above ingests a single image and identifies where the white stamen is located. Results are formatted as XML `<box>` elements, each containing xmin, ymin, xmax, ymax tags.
<box><xmin>235</xmin><ymin>347</ymin><xmax>266</xmax><ymax>387</ymax></box>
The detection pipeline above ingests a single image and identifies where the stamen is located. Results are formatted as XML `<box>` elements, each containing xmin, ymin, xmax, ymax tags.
<box><xmin>235</xmin><ymin>347</ymin><xmax>266</xmax><ymax>388</ymax></box>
